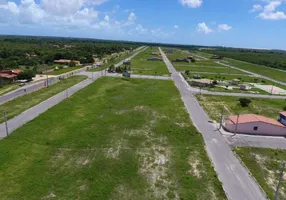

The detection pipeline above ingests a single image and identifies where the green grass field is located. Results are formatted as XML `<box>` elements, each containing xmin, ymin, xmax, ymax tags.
<box><xmin>221</xmin><ymin>59</ymin><xmax>286</xmax><ymax>83</ymax></box>
<box><xmin>0</xmin><ymin>75</ymin><xmax>87</xmax><ymax>123</ymax></box>
<box><xmin>180</xmin><ymin>66</ymin><xmax>247</xmax><ymax>74</ymax></box>
<box><xmin>129</xmin><ymin>47</ymin><xmax>170</xmax><ymax>76</ymax></box>
<box><xmin>196</xmin><ymin>95</ymin><xmax>286</xmax><ymax>122</ymax></box>
<box><xmin>0</xmin><ymin>77</ymin><xmax>226</xmax><ymax>200</ymax></box>
<box><xmin>235</xmin><ymin>147</ymin><xmax>286</xmax><ymax>200</ymax></box>
<box><xmin>48</xmin><ymin>66</ymin><xmax>84</xmax><ymax>75</ymax></box>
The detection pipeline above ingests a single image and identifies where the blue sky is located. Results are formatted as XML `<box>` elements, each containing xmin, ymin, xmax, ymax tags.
<box><xmin>0</xmin><ymin>0</ymin><xmax>286</xmax><ymax>49</ymax></box>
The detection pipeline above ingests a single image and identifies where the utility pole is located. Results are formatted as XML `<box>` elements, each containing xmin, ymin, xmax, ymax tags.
<box><xmin>92</xmin><ymin>72</ymin><xmax>94</xmax><ymax>81</ymax></box>
<box><xmin>219</xmin><ymin>106</ymin><xmax>225</xmax><ymax>130</ymax></box>
<box><xmin>274</xmin><ymin>162</ymin><xmax>285</xmax><ymax>200</ymax></box>
<box><xmin>66</xmin><ymin>83</ymin><xmax>68</xmax><ymax>98</ymax></box>
<box><xmin>4</xmin><ymin>112</ymin><xmax>9</xmax><ymax>136</ymax></box>
<box><xmin>46</xmin><ymin>67</ymin><xmax>49</xmax><ymax>88</ymax></box>
<box><xmin>234</xmin><ymin>114</ymin><xmax>240</xmax><ymax>136</ymax></box>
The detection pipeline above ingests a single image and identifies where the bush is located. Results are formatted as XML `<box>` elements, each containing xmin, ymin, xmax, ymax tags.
<box><xmin>17</xmin><ymin>70</ymin><xmax>36</xmax><ymax>81</ymax></box>
<box><xmin>238</xmin><ymin>98</ymin><xmax>252</xmax><ymax>107</ymax></box>
<box><xmin>185</xmin><ymin>70</ymin><xmax>190</xmax><ymax>75</ymax></box>
<box><xmin>283</xmin><ymin>106</ymin><xmax>286</xmax><ymax>111</ymax></box>
<box><xmin>212</xmin><ymin>80</ymin><xmax>218</xmax><ymax>85</ymax></box>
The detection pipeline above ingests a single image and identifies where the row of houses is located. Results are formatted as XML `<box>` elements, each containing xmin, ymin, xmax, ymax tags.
<box><xmin>223</xmin><ymin>112</ymin><xmax>286</xmax><ymax>136</ymax></box>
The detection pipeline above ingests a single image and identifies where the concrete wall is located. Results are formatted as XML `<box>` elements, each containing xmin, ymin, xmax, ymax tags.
<box><xmin>224</xmin><ymin>121</ymin><xmax>286</xmax><ymax>136</ymax></box>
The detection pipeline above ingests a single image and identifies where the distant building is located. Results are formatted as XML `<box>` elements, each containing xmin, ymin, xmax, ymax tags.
<box><xmin>147</xmin><ymin>57</ymin><xmax>163</xmax><ymax>61</ymax></box>
<box><xmin>189</xmin><ymin>79</ymin><xmax>212</xmax><ymax>87</ymax></box>
<box><xmin>224</xmin><ymin>114</ymin><xmax>286</xmax><ymax>136</ymax></box>
<box><xmin>240</xmin><ymin>84</ymin><xmax>251</xmax><ymax>91</ymax></box>
<box><xmin>172</xmin><ymin>58</ymin><xmax>195</xmax><ymax>63</ymax></box>
<box><xmin>151</xmin><ymin>52</ymin><xmax>160</xmax><ymax>56</ymax></box>
<box><xmin>211</xmin><ymin>55</ymin><xmax>224</xmax><ymax>60</ymax></box>
<box><xmin>0</xmin><ymin>69</ymin><xmax>23</xmax><ymax>85</ymax></box>
<box><xmin>54</xmin><ymin>59</ymin><xmax>80</xmax><ymax>66</ymax></box>
<box><xmin>231</xmin><ymin>79</ymin><xmax>241</xmax><ymax>85</ymax></box>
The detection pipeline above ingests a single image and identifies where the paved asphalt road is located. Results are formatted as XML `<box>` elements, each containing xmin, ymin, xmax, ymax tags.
<box><xmin>217</xmin><ymin>61</ymin><xmax>286</xmax><ymax>86</ymax></box>
<box><xmin>224</xmin><ymin>134</ymin><xmax>286</xmax><ymax>150</ymax></box>
<box><xmin>0</xmin><ymin>81</ymin><xmax>46</xmax><ymax>105</ymax></box>
<box><xmin>159</xmin><ymin>47</ymin><xmax>267</xmax><ymax>200</ymax></box>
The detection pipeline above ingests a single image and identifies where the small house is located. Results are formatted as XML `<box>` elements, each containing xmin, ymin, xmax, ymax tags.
<box><xmin>151</xmin><ymin>52</ymin><xmax>160</xmax><ymax>56</ymax></box>
<box><xmin>189</xmin><ymin>79</ymin><xmax>212</xmax><ymax>87</ymax></box>
<box><xmin>54</xmin><ymin>59</ymin><xmax>81</xmax><ymax>66</ymax></box>
<box><xmin>224</xmin><ymin>114</ymin><xmax>286</xmax><ymax>136</ymax></box>
<box><xmin>0</xmin><ymin>69</ymin><xmax>23</xmax><ymax>85</ymax></box>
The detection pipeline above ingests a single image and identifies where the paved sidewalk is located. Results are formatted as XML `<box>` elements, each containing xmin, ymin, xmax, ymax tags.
<box><xmin>159</xmin><ymin>47</ymin><xmax>267</xmax><ymax>200</ymax></box>
<box><xmin>106</xmin><ymin>73</ymin><xmax>172</xmax><ymax>80</ymax></box>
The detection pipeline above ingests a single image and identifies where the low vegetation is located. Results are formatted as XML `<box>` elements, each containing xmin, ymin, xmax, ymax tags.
<box><xmin>129</xmin><ymin>47</ymin><xmax>170</xmax><ymax>76</ymax></box>
<box><xmin>0</xmin><ymin>75</ymin><xmax>87</xmax><ymax>123</ymax></box>
<box><xmin>0</xmin><ymin>77</ymin><xmax>226</xmax><ymax>199</ymax></box>
<box><xmin>235</xmin><ymin>147</ymin><xmax>286</xmax><ymax>200</ymax></box>
<box><xmin>196</xmin><ymin>95</ymin><xmax>286</xmax><ymax>122</ymax></box>
<box><xmin>48</xmin><ymin>66</ymin><xmax>84</xmax><ymax>75</ymax></box>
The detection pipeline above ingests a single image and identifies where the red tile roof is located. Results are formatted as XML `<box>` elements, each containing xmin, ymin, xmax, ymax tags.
<box><xmin>280</xmin><ymin>111</ymin><xmax>286</xmax><ymax>117</ymax></box>
<box><xmin>0</xmin><ymin>73</ymin><xmax>17</xmax><ymax>79</ymax></box>
<box><xmin>227</xmin><ymin>114</ymin><xmax>285</xmax><ymax>128</ymax></box>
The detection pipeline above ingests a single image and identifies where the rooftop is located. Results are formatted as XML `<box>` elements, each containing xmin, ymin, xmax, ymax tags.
<box><xmin>280</xmin><ymin>111</ymin><xmax>286</xmax><ymax>116</ymax></box>
<box><xmin>227</xmin><ymin>114</ymin><xmax>285</xmax><ymax>128</ymax></box>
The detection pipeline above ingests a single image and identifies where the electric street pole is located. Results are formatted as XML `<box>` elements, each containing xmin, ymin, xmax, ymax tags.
<box><xmin>234</xmin><ymin>114</ymin><xmax>240</xmax><ymax>136</ymax></box>
<box><xmin>274</xmin><ymin>162</ymin><xmax>285</xmax><ymax>200</ymax></box>
<box><xmin>219</xmin><ymin>106</ymin><xmax>225</xmax><ymax>130</ymax></box>
<box><xmin>4</xmin><ymin>112</ymin><xmax>8</xmax><ymax>136</ymax></box>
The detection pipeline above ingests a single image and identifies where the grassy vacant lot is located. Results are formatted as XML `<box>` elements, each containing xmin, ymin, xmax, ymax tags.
<box><xmin>235</xmin><ymin>147</ymin><xmax>286</xmax><ymax>200</ymax></box>
<box><xmin>0</xmin><ymin>75</ymin><xmax>87</xmax><ymax>123</ymax></box>
<box><xmin>130</xmin><ymin>47</ymin><xmax>169</xmax><ymax>76</ymax></box>
<box><xmin>181</xmin><ymin>66</ymin><xmax>246</xmax><ymax>74</ymax></box>
<box><xmin>196</xmin><ymin>95</ymin><xmax>286</xmax><ymax>122</ymax></box>
<box><xmin>48</xmin><ymin>66</ymin><xmax>84</xmax><ymax>75</ymax></box>
<box><xmin>221</xmin><ymin>58</ymin><xmax>286</xmax><ymax>83</ymax></box>
<box><xmin>0</xmin><ymin>77</ymin><xmax>226</xmax><ymax>200</ymax></box>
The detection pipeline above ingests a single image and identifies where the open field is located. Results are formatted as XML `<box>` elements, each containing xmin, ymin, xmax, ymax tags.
<box><xmin>0</xmin><ymin>75</ymin><xmax>87</xmax><ymax>123</ymax></box>
<box><xmin>235</xmin><ymin>147</ymin><xmax>286</xmax><ymax>200</ymax></box>
<box><xmin>48</xmin><ymin>66</ymin><xmax>85</xmax><ymax>75</ymax></box>
<box><xmin>0</xmin><ymin>77</ymin><xmax>226</xmax><ymax>200</ymax></box>
<box><xmin>220</xmin><ymin>59</ymin><xmax>286</xmax><ymax>83</ymax></box>
<box><xmin>196</xmin><ymin>95</ymin><xmax>286</xmax><ymax>122</ymax></box>
<box><xmin>181</xmin><ymin>66</ymin><xmax>247</xmax><ymax>74</ymax></box>
<box><xmin>130</xmin><ymin>47</ymin><xmax>170</xmax><ymax>76</ymax></box>
<box><xmin>0</xmin><ymin>83</ymin><xmax>20</xmax><ymax>96</ymax></box>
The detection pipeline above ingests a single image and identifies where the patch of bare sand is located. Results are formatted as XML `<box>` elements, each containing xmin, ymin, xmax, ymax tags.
<box><xmin>42</xmin><ymin>193</ymin><xmax>56</xmax><ymax>199</ymax></box>
<box><xmin>104</xmin><ymin>139</ymin><xmax>127</xmax><ymax>159</ymax></box>
<box><xmin>188</xmin><ymin>151</ymin><xmax>203</xmax><ymax>179</ymax></box>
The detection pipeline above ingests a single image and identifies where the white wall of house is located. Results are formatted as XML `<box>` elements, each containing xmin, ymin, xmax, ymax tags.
<box><xmin>224</xmin><ymin>121</ymin><xmax>286</xmax><ymax>136</ymax></box>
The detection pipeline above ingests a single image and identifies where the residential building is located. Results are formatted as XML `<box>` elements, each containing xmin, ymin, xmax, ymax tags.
<box><xmin>189</xmin><ymin>79</ymin><xmax>212</xmax><ymax>87</ymax></box>
<box><xmin>151</xmin><ymin>52</ymin><xmax>160</xmax><ymax>56</ymax></box>
<box><xmin>231</xmin><ymin>79</ymin><xmax>241</xmax><ymax>85</ymax></box>
<box><xmin>0</xmin><ymin>69</ymin><xmax>23</xmax><ymax>85</ymax></box>
<box><xmin>223</xmin><ymin>114</ymin><xmax>286</xmax><ymax>136</ymax></box>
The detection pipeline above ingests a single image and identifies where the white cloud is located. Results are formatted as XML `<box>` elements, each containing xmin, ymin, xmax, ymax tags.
<box><xmin>179</xmin><ymin>0</ymin><xmax>203</xmax><ymax>8</ymax></box>
<box><xmin>218</xmin><ymin>24</ymin><xmax>232</xmax><ymax>31</ymax></box>
<box><xmin>135</xmin><ymin>24</ymin><xmax>147</xmax><ymax>34</ymax></box>
<box><xmin>253</xmin><ymin>1</ymin><xmax>286</xmax><ymax>20</ymax></box>
<box><xmin>250</xmin><ymin>4</ymin><xmax>262</xmax><ymax>13</ymax></box>
<box><xmin>197</xmin><ymin>22</ymin><xmax>212</xmax><ymax>34</ymax></box>
<box><xmin>174</xmin><ymin>25</ymin><xmax>179</xmax><ymax>29</ymax></box>
<box><xmin>128</xmin><ymin>12</ymin><xmax>136</xmax><ymax>22</ymax></box>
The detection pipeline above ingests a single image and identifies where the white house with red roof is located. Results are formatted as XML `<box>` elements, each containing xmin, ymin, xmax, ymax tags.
<box><xmin>223</xmin><ymin>113</ymin><xmax>286</xmax><ymax>136</ymax></box>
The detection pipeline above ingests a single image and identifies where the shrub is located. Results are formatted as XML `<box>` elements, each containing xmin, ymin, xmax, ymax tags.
<box><xmin>283</xmin><ymin>105</ymin><xmax>286</xmax><ymax>111</ymax></box>
<box><xmin>212</xmin><ymin>80</ymin><xmax>218</xmax><ymax>85</ymax></box>
<box><xmin>238</xmin><ymin>98</ymin><xmax>252</xmax><ymax>107</ymax></box>
<box><xmin>185</xmin><ymin>70</ymin><xmax>190</xmax><ymax>75</ymax></box>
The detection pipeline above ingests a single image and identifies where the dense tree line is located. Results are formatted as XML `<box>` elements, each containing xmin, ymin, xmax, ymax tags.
<box><xmin>202</xmin><ymin>48</ymin><xmax>286</xmax><ymax>70</ymax></box>
<box><xmin>0</xmin><ymin>36</ymin><xmax>139</xmax><ymax>71</ymax></box>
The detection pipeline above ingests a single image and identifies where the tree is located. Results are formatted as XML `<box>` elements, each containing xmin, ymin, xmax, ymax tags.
<box><xmin>185</xmin><ymin>70</ymin><xmax>190</xmax><ymax>75</ymax></box>
<box><xmin>17</xmin><ymin>70</ymin><xmax>36</xmax><ymax>81</ymax></box>
<box><xmin>69</xmin><ymin>61</ymin><xmax>76</xmax><ymax>67</ymax></box>
<box><xmin>238</xmin><ymin>98</ymin><xmax>252</xmax><ymax>107</ymax></box>
<box><xmin>212</xmin><ymin>80</ymin><xmax>218</xmax><ymax>85</ymax></box>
